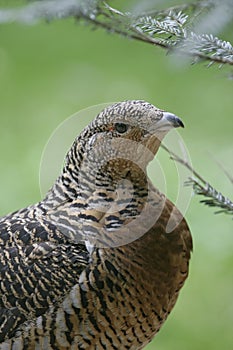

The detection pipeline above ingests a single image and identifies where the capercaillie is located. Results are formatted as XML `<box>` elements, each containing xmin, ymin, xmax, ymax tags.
<box><xmin>0</xmin><ymin>100</ymin><xmax>192</xmax><ymax>349</ymax></box>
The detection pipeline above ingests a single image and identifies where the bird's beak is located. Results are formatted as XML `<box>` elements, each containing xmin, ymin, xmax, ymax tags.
<box><xmin>162</xmin><ymin>112</ymin><xmax>184</xmax><ymax>128</ymax></box>
<box><xmin>150</xmin><ymin>112</ymin><xmax>184</xmax><ymax>135</ymax></box>
<box><xmin>145</xmin><ymin>112</ymin><xmax>184</xmax><ymax>154</ymax></box>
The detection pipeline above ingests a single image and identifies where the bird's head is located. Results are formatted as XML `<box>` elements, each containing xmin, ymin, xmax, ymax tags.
<box><xmin>65</xmin><ymin>100</ymin><xmax>184</xmax><ymax>185</ymax></box>
<box><xmin>91</xmin><ymin>99</ymin><xmax>183</xmax><ymax>152</ymax></box>
<box><xmin>47</xmin><ymin>101</ymin><xmax>185</xmax><ymax>245</ymax></box>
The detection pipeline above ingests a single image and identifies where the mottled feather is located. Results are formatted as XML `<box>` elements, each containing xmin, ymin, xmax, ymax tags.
<box><xmin>0</xmin><ymin>100</ymin><xmax>192</xmax><ymax>349</ymax></box>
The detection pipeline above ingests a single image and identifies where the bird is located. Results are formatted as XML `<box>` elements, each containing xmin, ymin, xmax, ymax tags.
<box><xmin>0</xmin><ymin>100</ymin><xmax>192</xmax><ymax>350</ymax></box>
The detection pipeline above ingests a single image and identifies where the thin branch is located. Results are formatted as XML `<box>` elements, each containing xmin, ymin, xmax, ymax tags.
<box><xmin>84</xmin><ymin>15</ymin><xmax>170</xmax><ymax>50</ymax></box>
<box><xmin>161</xmin><ymin>144</ymin><xmax>233</xmax><ymax>216</ymax></box>
<box><xmin>186</xmin><ymin>178</ymin><xmax>233</xmax><ymax>215</ymax></box>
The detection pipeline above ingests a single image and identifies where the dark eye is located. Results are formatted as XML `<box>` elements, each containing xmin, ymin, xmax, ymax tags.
<box><xmin>115</xmin><ymin>123</ymin><xmax>128</xmax><ymax>134</ymax></box>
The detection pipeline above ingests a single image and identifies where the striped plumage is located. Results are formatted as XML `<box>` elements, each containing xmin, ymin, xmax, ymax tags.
<box><xmin>0</xmin><ymin>100</ymin><xmax>192</xmax><ymax>349</ymax></box>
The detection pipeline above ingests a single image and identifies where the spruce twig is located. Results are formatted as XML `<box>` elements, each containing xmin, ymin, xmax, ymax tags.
<box><xmin>161</xmin><ymin>144</ymin><xmax>233</xmax><ymax>216</ymax></box>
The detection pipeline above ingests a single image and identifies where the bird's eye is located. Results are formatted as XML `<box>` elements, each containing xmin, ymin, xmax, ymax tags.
<box><xmin>115</xmin><ymin>123</ymin><xmax>128</xmax><ymax>134</ymax></box>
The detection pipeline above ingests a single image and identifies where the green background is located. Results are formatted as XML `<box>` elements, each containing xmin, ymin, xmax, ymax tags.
<box><xmin>0</xmin><ymin>2</ymin><xmax>232</xmax><ymax>349</ymax></box>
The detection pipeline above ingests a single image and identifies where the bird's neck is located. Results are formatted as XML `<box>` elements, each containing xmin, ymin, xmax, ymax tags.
<box><xmin>41</xmin><ymin>158</ymin><xmax>149</xmax><ymax>212</ymax></box>
<box><xmin>38</xmin><ymin>145</ymin><xmax>164</xmax><ymax>250</ymax></box>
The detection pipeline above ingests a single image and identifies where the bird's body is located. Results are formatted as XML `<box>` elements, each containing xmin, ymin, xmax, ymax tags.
<box><xmin>0</xmin><ymin>101</ymin><xmax>192</xmax><ymax>349</ymax></box>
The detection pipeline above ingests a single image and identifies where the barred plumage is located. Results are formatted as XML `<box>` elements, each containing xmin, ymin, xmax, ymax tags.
<box><xmin>0</xmin><ymin>100</ymin><xmax>192</xmax><ymax>349</ymax></box>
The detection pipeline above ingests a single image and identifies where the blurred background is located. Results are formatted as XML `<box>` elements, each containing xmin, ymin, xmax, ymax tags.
<box><xmin>0</xmin><ymin>1</ymin><xmax>232</xmax><ymax>349</ymax></box>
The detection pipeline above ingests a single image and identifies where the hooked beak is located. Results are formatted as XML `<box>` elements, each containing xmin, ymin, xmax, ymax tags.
<box><xmin>150</xmin><ymin>111</ymin><xmax>184</xmax><ymax>135</ymax></box>
<box><xmin>162</xmin><ymin>112</ymin><xmax>184</xmax><ymax>128</ymax></box>
<box><xmin>145</xmin><ymin>111</ymin><xmax>184</xmax><ymax>154</ymax></box>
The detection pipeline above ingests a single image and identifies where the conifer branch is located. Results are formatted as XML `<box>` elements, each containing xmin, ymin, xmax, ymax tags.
<box><xmin>0</xmin><ymin>0</ymin><xmax>232</xmax><ymax>68</ymax></box>
<box><xmin>161</xmin><ymin>144</ymin><xmax>233</xmax><ymax>216</ymax></box>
